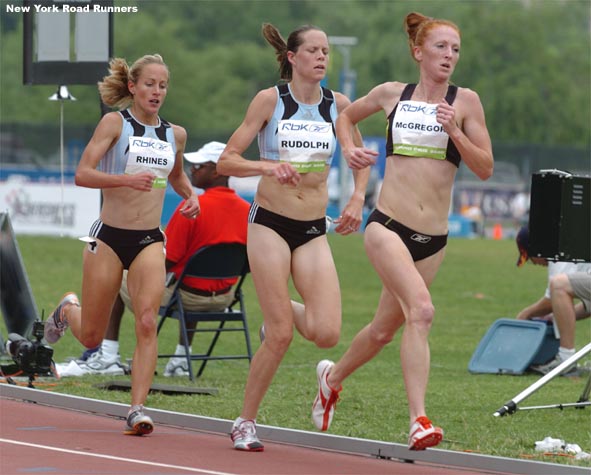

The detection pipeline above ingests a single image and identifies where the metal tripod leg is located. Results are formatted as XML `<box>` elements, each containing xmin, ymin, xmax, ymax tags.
<box><xmin>518</xmin><ymin>360</ymin><xmax>591</xmax><ymax>411</ymax></box>
<box><xmin>515</xmin><ymin>371</ymin><xmax>591</xmax><ymax>411</ymax></box>
<box><xmin>493</xmin><ymin>342</ymin><xmax>591</xmax><ymax>417</ymax></box>
<box><xmin>576</xmin><ymin>370</ymin><xmax>591</xmax><ymax>404</ymax></box>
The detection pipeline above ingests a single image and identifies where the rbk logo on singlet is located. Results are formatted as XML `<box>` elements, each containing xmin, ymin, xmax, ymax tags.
<box><xmin>124</xmin><ymin>137</ymin><xmax>175</xmax><ymax>188</ymax></box>
<box><xmin>280</xmin><ymin>123</ymin><xmax>332</xmax><ymax>133</ymax></box>
<box><xmin>130</xmin><ymin>138</ymin><xmax>171</xmax><ymax>151</ymax></box>
<box><xmin>278</xmin><ymin>119</ymin><xmax>334</xmax><ymax>173</ymax></box>
<box><xmin>399</xmin><ymin>103</ymin><xmax>438</xmax><ymax>115</ymax></box>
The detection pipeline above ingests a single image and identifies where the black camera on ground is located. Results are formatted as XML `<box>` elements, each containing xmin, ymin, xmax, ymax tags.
<box><xmin>5</xmin><ymin>321</ymin><xmax>53</xmax><ymax>376</ymax></box>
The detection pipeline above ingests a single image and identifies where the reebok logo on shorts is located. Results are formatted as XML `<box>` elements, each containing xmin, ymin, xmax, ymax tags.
<box><xmin>411</xmin><ymin>233</ymin><xmax>431</xmax><ymax>244</ymax></box>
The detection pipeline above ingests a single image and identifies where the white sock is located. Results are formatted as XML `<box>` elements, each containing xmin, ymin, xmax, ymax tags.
<box><xmin>101</xmin><ymin>339</ymin><xmax>119</xmax><ymax>358</ymax></box>
<box><xmin>558</xmin><ymin>347</ymin><xmax>575</xmax><ymax>361</ymax></box>
<box><xmin>174</xmin><ymin>344</ymin><xmax>192</xmax><ymax>356</ymax></box>
<box><xmin>167</xmin><ymin>344</ymin><xmax>191</xmax><ymax>366</ymax></box>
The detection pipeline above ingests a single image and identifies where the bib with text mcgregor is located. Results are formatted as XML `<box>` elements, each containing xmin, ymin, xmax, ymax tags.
<box><xmin>391</xmin><ymin>100</ymin><xmax>449</xmax><ymax>160</ymax></box>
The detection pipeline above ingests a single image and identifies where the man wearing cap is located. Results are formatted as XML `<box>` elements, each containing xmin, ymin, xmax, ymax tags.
<box><xmin>76</xmin><ymin>142</ymin><xmax>250</xmax><ymax>377</ymax></box>
<box><xmin>515</xmin><ymin>225</ymin><xmax>591</xmax><ymax>374</ymax></box>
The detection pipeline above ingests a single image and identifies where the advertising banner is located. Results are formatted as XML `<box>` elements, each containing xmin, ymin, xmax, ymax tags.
<box><xmin>0</xmin><ymin>180</ymin><xmax>100</xmax><ymax>237</ymax></box>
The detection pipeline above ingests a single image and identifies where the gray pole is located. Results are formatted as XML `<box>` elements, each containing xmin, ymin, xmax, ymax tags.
<box><xmin>49</xmin><ymin>86</ymin><xmax>76</xmax><ymax>236</ymax></box>
<box><xmin>329</xmin><ymin>36</ymin><xmax>358</xmax><ymax>214</ymax></box>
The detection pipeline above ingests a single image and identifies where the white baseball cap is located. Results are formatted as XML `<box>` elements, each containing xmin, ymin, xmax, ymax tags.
<box><xmin>184</xmin><ymin>141</ymin><xmax>227</xmax><ymax>164</ymax></box>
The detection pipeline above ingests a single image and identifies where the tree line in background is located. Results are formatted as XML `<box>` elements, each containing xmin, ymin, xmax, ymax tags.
<box><xmin>0</xmin><ymin>0</ymin><xmax>589</xmax><ymax>164</ymax></box>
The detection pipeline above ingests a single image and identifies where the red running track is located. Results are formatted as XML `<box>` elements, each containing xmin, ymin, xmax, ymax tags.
<box><xmin>0</xmin><ymin>397</ymin><xmax>498</xmax><ymax>475</ymax></box>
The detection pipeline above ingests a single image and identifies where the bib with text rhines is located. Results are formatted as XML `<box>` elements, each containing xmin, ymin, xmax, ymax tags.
<box><xmin>391</xmin><ymin>100</ymin><xmax>449</xmax><ymax>160</ymax></box>
<box><xmin>277</xmin><ymin>119</ymin><xmax>335</xmax><ymax>172</ymax></box>
<box><xmin>124</xmin><ymin>136</ymin><xmax>175</xmax><ymax>188</ymax></box>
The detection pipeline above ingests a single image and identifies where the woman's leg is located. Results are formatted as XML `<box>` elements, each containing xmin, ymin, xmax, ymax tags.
<box><xmin>291</xmin><ymin>236</ymin><xmax>341</xmax><ymax>348</ymax></box>
<box><xmin>125</xmin><ymin>243</ymin><xmax>166</xmax><ymax>408</ymax></box>
<box><xmin>311</xmin><ymin>226</ymin><xmax>409</xmax><ymax>432</ymax></box>
<box><xmin>328</xmin><ymin>288</ymin><xmax>405</xmax><ymax>386</ymax></box>
<box><xmin>364</xmin><ymin>224</ymin><xmax>444</xmax><ymax>423</ymax></box>
<box><xmin>238</xmin><ymin>223</ymin><xmax>295</xmax><ymax>421</ymax></box>
<box><xmin>65</xmin><ymin>240</ymin><xmax>124</xmax><ymax>349</ymax></box>
<box><xmin>326</xmin><ymin>223</ymin><xmax>444</xmax><ymax>421</ymax></box>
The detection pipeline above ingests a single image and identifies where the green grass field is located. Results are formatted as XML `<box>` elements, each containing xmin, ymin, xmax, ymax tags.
<box><xmin>3</xmin><ymin>234</ymin><xmax>591</xmax><ymax>467</ymax></box>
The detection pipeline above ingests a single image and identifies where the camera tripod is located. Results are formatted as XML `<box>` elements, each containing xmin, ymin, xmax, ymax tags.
<box><xmin>494</xmin><ymin>342</ymin><xmax>591</xmax><ymax>417</ymax></box>
<box><xmin>1</xmin><ymin>321</ymin><xmax>56</xmax><ymax>389</ymax></box>
<box><xmin>1</xmin><ymin>367</ymin><xmax>37</xmax><ymax>388</ymax></box>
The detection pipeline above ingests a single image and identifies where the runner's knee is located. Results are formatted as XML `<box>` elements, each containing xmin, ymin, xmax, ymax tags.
<box><xmin>80</xmin><ymin>331</ymin><xmax>103</xmax><ymax>349</ymax></box>
<box><xmin>368</xmin><ymin>323</ymin><xmax>395</xmax><ymax>347</ymax></box>
<box><xmin>313</xmin><ymin>328</ymin><xmax>339</xmax><ymax>349</ymax></box>
<box><xmin>134</xmin><ymin>309</ymin><xmax>157</xmax><ymax>339</ymax></box>
<box><xmin>406</xmin><ymin>300</ymin><xmax>435</xmax><ymax>329</ymax></box>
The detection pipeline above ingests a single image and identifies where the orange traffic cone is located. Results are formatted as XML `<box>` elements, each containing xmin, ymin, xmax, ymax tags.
<box><xmin>492</xmin><ymin>223</ymin><xmax>503</xmax><ymax>240</ymax></box>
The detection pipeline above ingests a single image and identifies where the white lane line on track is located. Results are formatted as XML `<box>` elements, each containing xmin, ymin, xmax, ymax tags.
<box><xmin>0</xmin><ymin>438</ymin><xmax>237</xmax><ymax>475</ymax></box>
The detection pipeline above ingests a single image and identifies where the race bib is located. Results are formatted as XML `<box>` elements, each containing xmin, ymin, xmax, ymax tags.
<box><xmin>124</xmin><ymin>136</ymin><xmax>175</xmax><ymax>188</ymax></box>
<box><xmin>391</xmin><ymin>100</ymin><xmax>449</xmax><ymax>160</ymax></box>
<box><xmin>277</xmin><ymin>119</ymin><xmax>335</xmax><ymax>172</ymax></box>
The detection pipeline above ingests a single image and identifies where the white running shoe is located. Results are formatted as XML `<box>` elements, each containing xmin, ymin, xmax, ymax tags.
<box><xmin>530</xmin><ymin>353</ymin><xmax>577</xmax><ymax>376</ymax></box>
<box><xmin>312</xmin><ymin>359</ymin><xmax>341</xmax><ymax>431</ymax></box>
<box><xmin>44</xmin><ymin>293</ymin><xmax>80</xmax><ymax>344</ymax></box>
<box><xmin>78</xmin><ymin>350</ymin><xmax>125</xmax><ymax>375</ymax></box>
<box><xmin>231</xmin><ymin>419</ymin><xmax>264</xmax><ymax>451</ymax></box>
<box><xmin>163</xmin><ymin>358</ymin><xmax>190</xmax><ymax>377</ymax></box>
<box><xmin>408</xmin><ymin>416</ymin><xmax>443</xmax><ymax>450</ymax></box>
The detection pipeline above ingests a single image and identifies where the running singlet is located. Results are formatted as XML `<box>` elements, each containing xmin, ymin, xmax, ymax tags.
<box><xmin>386</xmin><ymin>83</ymin><xmax>461</xmax><ymax>167</ymax></box>
<box><xmin>99</xmin><ymin>109</ymin><xmax>176</xmax><ymax>188</ymax></box>
<box><xmin>258</xmin><ymin>83</ymin><xmax>337</xmax><ymax>173</ymax></box>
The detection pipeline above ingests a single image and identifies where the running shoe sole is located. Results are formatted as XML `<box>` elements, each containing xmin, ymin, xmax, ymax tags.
<box><xmin>408</xmin><ymin>416</ymin><xmax>443</xmax><ymax>451</ymax></box>
<box><xmin>234</xmin><ymin>442</ymin><xmax>264</xmax><ymax>452</ymax></box>
<box><xmin>124</xmin><ymin>420</ymin><xmax>154</xmax><ymax>436</ymax></box>
<box><xmin>409</xmin><ymin>430</ymin><xmax>443</xmax><ymax>450</ymax></box>
<box><xmin>124</xmin><ymin>411</ymin><xmax>154</xmax><ymax>436</ymax></box>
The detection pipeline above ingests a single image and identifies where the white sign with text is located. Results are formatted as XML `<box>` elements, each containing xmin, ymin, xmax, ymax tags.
<box><xmin>0</xmin><ymin>181</ymin><xmax>100</xmax><ymax>237</ymax></box>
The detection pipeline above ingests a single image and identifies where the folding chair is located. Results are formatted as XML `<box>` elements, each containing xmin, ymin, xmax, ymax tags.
<box><xmin>156</xmin><ymin>243</ymin><xmax>252</xmax><ymax>381</ymax></box>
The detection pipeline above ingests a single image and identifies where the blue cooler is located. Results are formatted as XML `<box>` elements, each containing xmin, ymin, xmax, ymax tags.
<box><xmin>469</xmin><ymin>318</ymin><xmax>559</xmax><ymax>375</ymax></box>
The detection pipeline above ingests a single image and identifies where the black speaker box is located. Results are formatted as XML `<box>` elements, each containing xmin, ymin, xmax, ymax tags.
<box><xmin>528</xmin><ymin>170</ymin><xmax>590</xmax><ymax>262</ymax></box>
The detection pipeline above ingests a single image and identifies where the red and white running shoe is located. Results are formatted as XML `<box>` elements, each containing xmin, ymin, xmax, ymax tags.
<box><xmin>408</xmin><ymin>416</ymin><xmax>443</xmax><ymax>450</ymax></box>
<box><xmin>312</xmin><ymin>359</ymin><xmax>341</xmax><ymax>431</ymax></box>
